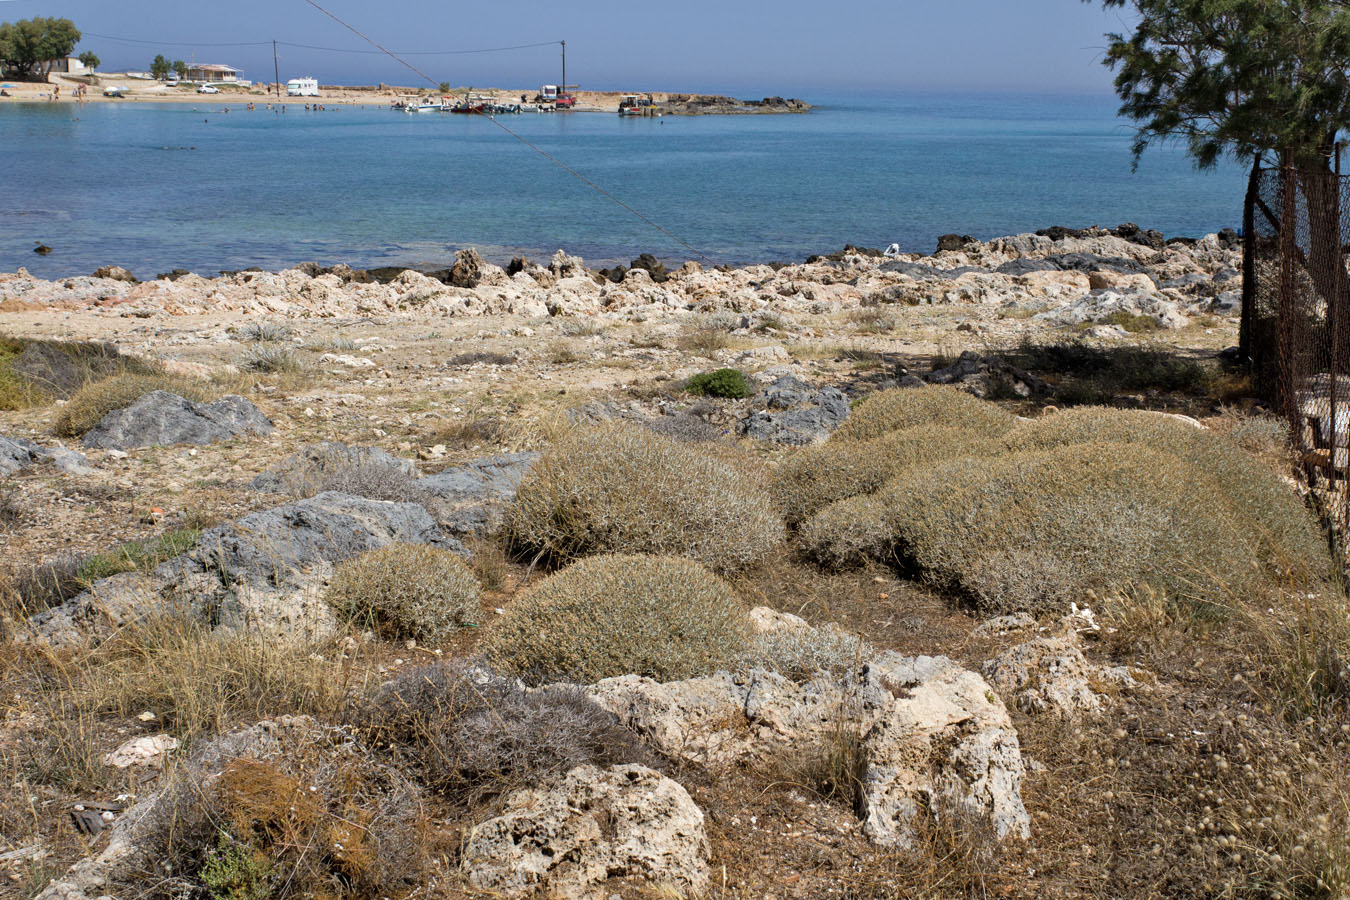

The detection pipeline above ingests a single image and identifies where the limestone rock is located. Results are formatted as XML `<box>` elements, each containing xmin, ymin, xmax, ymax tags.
<box><xmin>92</xmin><ymin>265</ymin><xmax>138</xmax><ymax>282</ymax></box>
<box><xmin>464</xmin><ymin>764</ymin><xmax>709</xmax><ymax>900</ymax></box>
<box><xmin>103</xmin><ymin>734</ymin><xmax>178</xmax><ymax>769</ymax></box>
<box><xmin>81</xmin><ymin>391</ymin><xmax>273</xmax><ymax>450</ymax></box>
<box><xmin>449</xmin><ymin>247</ymin><xmax>485</xmax><ymax>288</ymax></box>
<box><xmin>925</xmin><ymin>351</ymin><xmax>1048</xmax><ymax>399</ymax></box>
<box><xmin>740</xmin><ymin>375</ymin><xmax>850</xmax><ymax>445</ymax></box>
<box><xmin>982</xmin><ymin>635</ymin><xmax>1143</xmax><ymax>718</ymax></box>
<box><xmin>859</xmin><ymin>653</ymin><xmax>1030</xmax><ymax>848</ymax></box>
<box><xmin>417</xmin><ymin>452</ymin><xmax>539</xmax><ymax>536</ymax></box>
<box><xmin>0</xmin><ymin>435</ymin><xmax>92</xmax><ymax>475</ymax></box>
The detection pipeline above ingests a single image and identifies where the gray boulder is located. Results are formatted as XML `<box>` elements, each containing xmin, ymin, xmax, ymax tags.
<box><xmin>0</xmin><ymin>435</ymin><xmax>92</xmax><ymax>475</ymax></box>
<box><xmin>464</xmin><ymin>764</ymin><xmax>709</xmax><ymax>900</ymax></box>
<box><xmin>417</xmin><ymin>452</ymin><xmax>538</xmax><ymax>536</ymax></box>
<box><xmin>81</xmin><ymin>391</ymin><xmax>273</xmax><ymax>449</ymax></box>
<box><xmin>740</xmin><ymin>375</ymin><xmax>850</xmax><ymax>445</ymax></box>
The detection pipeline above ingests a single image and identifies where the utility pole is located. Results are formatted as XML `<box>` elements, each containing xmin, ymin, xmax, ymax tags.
<box><xmin>561</xmin><ymin>40</ymin><xmax>566</xmax><ymax>92</ymax></box>
<box><xmin>273</xmin><ymin>40</ymin><xmax>280</xmax><ymax>97</ymax></box>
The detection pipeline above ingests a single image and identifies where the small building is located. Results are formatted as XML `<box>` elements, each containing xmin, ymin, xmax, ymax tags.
<box><xmin>49</xmin><ymin>56</ymin><xmax>90</xmax><ymax>76</ymax></box>
<box><xmin>287</xmin><ymin>77</ymin><xmax>319</xmax><ymax>97</ymax></box>
<box><xmin>185</xmin><ymin>64</ymin><xmax>242</xmax><ymax>84</ymax></box>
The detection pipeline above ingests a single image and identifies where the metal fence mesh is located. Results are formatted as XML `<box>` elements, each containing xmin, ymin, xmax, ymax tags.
<box><xmin>1245</xmin><ymin>163</ymin><xmax>1350</xmax><ymax>532</ymax></box>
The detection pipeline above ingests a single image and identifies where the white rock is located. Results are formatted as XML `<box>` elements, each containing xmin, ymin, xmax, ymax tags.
<box><xmin>464</xmin><ymin>764</ymin><xmax>709</xmax><ymax>899</ymax></box>
<box><xmin>102</xmin><ymin>734</ymin><xmax>179</xmax><ymax>769</ymax></box>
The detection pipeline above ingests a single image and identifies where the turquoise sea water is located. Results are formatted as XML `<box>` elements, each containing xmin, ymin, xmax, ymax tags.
<box><xmin>0</xmin><ymin>92</ymin><xmax>1246</xmax><ymax>278</ymax></box>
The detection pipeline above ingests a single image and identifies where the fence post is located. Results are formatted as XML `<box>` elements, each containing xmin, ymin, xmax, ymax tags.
<box><xmin>1240</xmin><ymin>157</ymin><xmax>1261</xmax><ymax>360</ymax></box>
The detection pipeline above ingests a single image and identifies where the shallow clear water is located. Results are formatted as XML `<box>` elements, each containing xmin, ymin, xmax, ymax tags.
<box><xmin>0</xmin><ymin>92</ymin><xmax>1246</xmax><ymax>278</ymax></box>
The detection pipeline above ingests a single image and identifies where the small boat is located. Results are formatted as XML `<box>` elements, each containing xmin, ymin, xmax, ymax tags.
<box><xmin>406</xmin><ymin>98</ymin><xmax>443</xmax><ymax>113</ymax></box>
<box><xmin>450</xmin><ymin>92</ymin><xmax>493</xmax><ymax>114</ymax></box>
<box><xmin>618</xmin><ymin>94</ymin><xmax>655</xmax><ymax>116</ymax></box>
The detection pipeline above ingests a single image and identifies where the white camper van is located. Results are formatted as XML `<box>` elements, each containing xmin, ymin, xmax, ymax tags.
<box><xmin>287</xmin><ymin>77</ymin><xmax>320</xmax><ymax>98</ymax></box>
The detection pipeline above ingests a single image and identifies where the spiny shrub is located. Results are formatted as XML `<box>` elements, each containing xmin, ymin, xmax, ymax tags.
<box><xmin>326</xmin><ymin>543</ymin><xmax>481</xmax><ymax>641</ymax></box>
<box><xmin>123</xmin><ymin>727</ymin><xmax>427</xmax><ymax>900</ymax></box>
<box><xmin>753</xmin><ymin>622</ymin><xmax>871</xmax><ymax>682</ymax></box>
<box><xmin>797</xmin><ymin>492</ymin><xmax>893</xmax><ymax>570</ymax></box>
<box><xmin>874</xmin><ymin>442</ymin><xmax>1260</xmax><ymax>614</ymax></box>
<box><xmin>481</xmin><ymin>554</ymin><xmax>752</xmax><ymax>684</ymax></box>
<box><xmin>55</xmin><ymin>373</ymin><xmax>218</xmax><ymax>436</ymax></box>
<box><xmin>238</xmin><ymin>345</ymin><xmax>302</xmax><ymax>374</ymax></box>
<box><xmin>773</xmin><ymin>424</ymin><xmax>1000</xmax><ymax>527</ymax></box>
<box><xmin>686</xmin><ymin>368</ymin><xmax>752</xmax><ymax>399</ymax></box>
<box><xmin>237</xmin><ymin>321</ymin><xmax>292</xmax><ymax>342</ymax></box>
<box><xmin>507</xmin><ymin>422</ymin><xmax>783</xmax><ymax>571</ymax></box>
<box><xmin>832</xmin><ymin>384</ymin><xmax>1015</xmax><ymax>442</ymax></box>
<box><xmin>1002</xmin><ymin>407</ymin><xmax>1330</xmax><ymax>585</ymax></box>
<box><xmin>360</xmin><ymin>663</ymin><xmax>651</xmax><ymax>804</ymax></box>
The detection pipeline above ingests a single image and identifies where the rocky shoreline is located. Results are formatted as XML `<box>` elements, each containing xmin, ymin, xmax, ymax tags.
<box><xmin>0</xmin><ymin>223</ymin><xmax>1243</xmax><ymax>335</ymax></box>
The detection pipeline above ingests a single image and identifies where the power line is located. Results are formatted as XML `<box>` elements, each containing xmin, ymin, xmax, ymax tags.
<box><xmin>81</xmin><ymin>30</ymin><xmax>562</xmax><ymax>57</ymax></box>
<box><xmin>298</xmin><ymin>0</ymin><xmax>716</xmax><ymax>265</ymax></box>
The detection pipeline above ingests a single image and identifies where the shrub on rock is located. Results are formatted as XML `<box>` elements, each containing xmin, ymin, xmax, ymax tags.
<box><xmin>686</xmin><ymin>367</ymin><xmax>752</xmax><ymax>399</ymax></box>
<box><xmin>507</xmin><ymin>422</ymin><xmax>783</xmax><ymax>571</ymax></box>
<box><xmin>55</xmin><ymin>373</ymin><xmax>219</xmax><ymax>437</ymax></box>
<box><xmin>832</xmin><ymin>384</ymin><xmax>1015</xmax><ymax>442</ymax></box>
<box><xmin>481</xmin><ymin>554</ymin><xmax>752</xmax><ymax>684</ymax></box>
<box><xmin>326</xmin><ymin>543</ymin><xmax>480</xmax><ymax>641</ymax></box>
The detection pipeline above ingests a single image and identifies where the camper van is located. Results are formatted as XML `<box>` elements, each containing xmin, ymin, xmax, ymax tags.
<box><xmin>287</xmin><ymin>77</ymin><xmax>320</xmax><ymax>98</ymax></box>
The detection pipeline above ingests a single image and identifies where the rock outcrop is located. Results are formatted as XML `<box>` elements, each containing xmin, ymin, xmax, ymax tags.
<box><xmin>740</xmin><ymin>375</ymin><xmax>850</xmax><ymax>445</ymax></box>
<box><xmin>417</xmin><ymin>452</ymin><xmax>538</xmax><ymax>536</ymax></box>
<box><xmin>81</xmin><ymin>391</ymin><xmax>273</xmax><ymax>450</ymax></box>
<box><xmin>982</xmin><ymin>634</ymin><xmax>1145</xmax><ymax>718</ymax></box>
<box><xmin>0</xmin><ymin>435</ymin><xmax>92</xmax><ymax>475</ymax></box>
<box><xmin>464</xmin><ymin>764</ymin><xmax>709</xmax><ymax>899</ymax></box>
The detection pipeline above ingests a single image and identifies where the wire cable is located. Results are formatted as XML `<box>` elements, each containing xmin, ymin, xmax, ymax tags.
<box><xmin>82</xmin><ymin>31</ymin><xmax>561</xmax><ymax>57</ymax></box>
<box><xmin>299</xmin><ymin>0</ymin><xmax>715</xmax><ymax>264</ymax></box>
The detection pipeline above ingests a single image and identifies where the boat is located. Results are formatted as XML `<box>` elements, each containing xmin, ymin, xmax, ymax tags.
<box><xmin>407</xmin><ymin>98</ymin><xmax>443</xmax><ymax>113</ymax></box>
<box><xmin>450</xmin><ymin>92</ymin><xmax>493</xmax><ymax>114</ymax></box>
<box><xmin>619</xmin><ymin>93</ymin><xmax>657</xmax><ymax>116</ymax></box>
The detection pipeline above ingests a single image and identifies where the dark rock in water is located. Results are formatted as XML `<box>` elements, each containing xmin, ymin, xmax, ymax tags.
<box><xmin>597</xmin><ymin>265</ymin><xmax>628</xmax><ymax>284</ymax></box>
<box><xmin>156</xmin><ymin>268</ymin><xmax>193</xmax><ymax>281</ymax></box>
<box><xmin>450</xmin><ymin>248</ymin><xmax>486</xmax><ymax>288</ymax></box>
<box><xmin>0</xmin><ymin>435</ymin><xmax>92</xmax><ymax>476</ymax></box>
<box><xmin>185</xmin><ymin>491</ymin><xmax>461</xmax><ymax>589</ymax></box>
<box><xmin>92</xmin><ymin>265</ymin><xmax>138</xmax><ymax>283</ymax></box>
<box><xmin>250</xmin><ymin>442</ymin><xmax>417</xmax><ymax>494</ymax></box>
<box><xmin>33</xmin><ymin>243</ymin><xmax>52</xmax><ymax>255</ymax></box>
<box><xmin>925</xmin><ymin>351</ymin><xmax>1048</xmax><ymax>400</ymax></box>
<box><xmin>81</xmin><ymin>390</ymin><xmax>273</xmax><ymax>450</ymax></box>
<box><xmin>936</xmin><ymin>234</ymin><xmax>977</xmax><ymax>253</ymax></box>
<box><xmin>1111</xmin><ymin>223</ymin><xmax>1166</xmax><ymax>250</ymax></box>
<box><xmin>740</xmin><ymin>375</ymin><xmax>850</xmax><ymax>445</ymax></box>
<box><xmin>419</xmin><ymin>452</ymin><xmax>539</xmax><ymax>536</ymax></box>
<box><xmin>506</xmin><ymin>256</ymin><xmax>533</xmax><ymax>276</ymax></box>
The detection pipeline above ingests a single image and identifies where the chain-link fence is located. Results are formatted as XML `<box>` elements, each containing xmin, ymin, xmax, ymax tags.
<box><xmin>1244</xmin><ymin>163</ymin><xmax>1350</xmax><ymax>532</ymax></box>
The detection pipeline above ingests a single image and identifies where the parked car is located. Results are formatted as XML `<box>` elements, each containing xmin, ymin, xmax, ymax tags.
<box><xmin>197</xmin><ymin>85</ymin><xmax>219</xmax><ymax>94</ymax></box>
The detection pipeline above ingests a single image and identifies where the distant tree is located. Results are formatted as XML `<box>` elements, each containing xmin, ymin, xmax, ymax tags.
<box><xmin>77</xmin><ymin>51</ymin><xmax>98</xmax><ymax>73</ymax></box>
<box><xmin>439</xmin><ymin>81</ymin><xmax>451</xmax><ymax>93</ymax></box>
<box><xmin>0</xmin><ymin>17</ymin><xmax>82</xmax><ymax>81</ymax></box>
<box><xmin>172</xmin><ymin>59</ymin><xmax>188</xmax><ymax>79</ymax></box>
<box><xmin>150</xmin><ymin>54</ymin><xmax>170</xmax><ymax>80</ymax></box>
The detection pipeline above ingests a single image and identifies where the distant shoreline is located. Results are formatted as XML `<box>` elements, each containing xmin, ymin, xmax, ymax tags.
<box><xmin>0</xmin><ymin>75</ymin><xmax>810</xmax><ymax>115</ymax></box>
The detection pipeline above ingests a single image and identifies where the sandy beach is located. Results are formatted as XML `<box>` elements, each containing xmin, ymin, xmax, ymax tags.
<box><xmin>0</xmin><ymin>73</ymin><xmax>809</xmax><ymax>113</ymax></box>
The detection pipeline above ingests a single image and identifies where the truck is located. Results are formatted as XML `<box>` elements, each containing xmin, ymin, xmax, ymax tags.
<box><xmin>535</xmin><ymin>84</ymin><xmax>577</xmax><ymax>109</ymax></box>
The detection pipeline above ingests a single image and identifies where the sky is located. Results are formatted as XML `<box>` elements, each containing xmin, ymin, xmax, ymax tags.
<box><xmin>0</xmin><ymin>0</ymin><xmax>1135</xmax><ymax>95</ymax></box>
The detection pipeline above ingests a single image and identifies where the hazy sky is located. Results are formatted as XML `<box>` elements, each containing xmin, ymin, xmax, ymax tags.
<box><xmin>2</xmin><ymin>0</ymin><xmax>1133</xmax><ymax>94</ymax></box>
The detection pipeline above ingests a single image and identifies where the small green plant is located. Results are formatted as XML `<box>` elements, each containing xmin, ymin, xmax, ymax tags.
<box><xmin>200</xmin><ymin>831</ymin><xmax>272</xmax><ymax>900</ymax></box>
<box><xmin>685</xmin><ymin>368</ymin><xmax>751</xmax><ymax>399</ymax></box>
<box><xmin>326</xmin><ymin>543</ymin><xmax>481</xmax><ymax>641</ymax></box>
<box><xmin>482</xmin><ymin>554</ymin><xmax>752</xmax><ymax>684</ymax></box>
<box><xmin>75</xmin><ymin>528</ymin><xmax>202</xmax><ymax>584</ymax></box>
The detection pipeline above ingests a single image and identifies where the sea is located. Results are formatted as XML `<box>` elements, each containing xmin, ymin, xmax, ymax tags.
<box><xmin>0</xmin><ymin>91</ymin><xmax>1248</xmax><ymax>279</ymax></box>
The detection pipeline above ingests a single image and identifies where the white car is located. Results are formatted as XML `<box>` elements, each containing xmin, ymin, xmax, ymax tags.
<box><xmin>197</xmin><ymin>85</ymin><xmax>219</xmax><ymax>94</ymax></box>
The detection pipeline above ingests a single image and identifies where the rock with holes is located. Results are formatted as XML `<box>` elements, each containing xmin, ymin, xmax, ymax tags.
<box><xmin>81</xmin><ymin>391</ymin><xmax>273</xmax><ymax>449</ymax></box>
<box><xmin>981</xmin><ymin>635</ymin><xmax>1144</xmax><ymax>717</ymax></box>
<box><xmin>859</xmin><ymin>653</ymin><xmax>1030</xmax><ymax>848</ymax></box>
<box><xmin>463</xmin><ymin>763</ymin><xmax>709</xmax><ymax>900</ymax></box>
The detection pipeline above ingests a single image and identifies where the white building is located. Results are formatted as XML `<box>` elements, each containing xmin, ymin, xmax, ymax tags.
<box><xmin>286</xmin><ymin>77</ymin><xmax>320</xmax><ymax>97</ymax></box>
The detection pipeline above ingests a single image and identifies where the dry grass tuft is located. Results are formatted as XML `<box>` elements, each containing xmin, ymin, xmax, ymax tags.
<box><xmin>507</xmin><ymin>421</ymin><xmax>783</xmax><ymax>571</ymax></box>
<box><xmin>0</xmin><ymin>334</ymin><xmax>161</xmax><ymax>410</ymax></box>
<box><xmin>481</xmin><ymin>553</ymin><xmax>753</xmax><ymax>684</ymax></box>
<box><xmin>326</xmin><ymin>543</ymin><xmax>481</xmax><ymax>641</ymax></box>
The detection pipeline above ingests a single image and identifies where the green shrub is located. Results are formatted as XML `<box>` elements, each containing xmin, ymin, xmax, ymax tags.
<box><xmin>832</xmin><ymin>385</ymin><xmax>1015</xmax><ymax>442</ymax></box>
<box><xmin>481</xmin><ymin>554</ymin><xmax>753</xmax><ymax>684</ymax></box>
<box><xmin>55</xmin><ymin>373</ymin><xmax>219</xmax><ymax>437</ymax></box>
<box><xmin>685</xmin><ymin>367</ymin><xmax>752</xmax><ymax>399</ymax></box>
<box><xmin>875</xmin><ymin>442</ymin><xmax>1261</xmax><ymax>614</ymax></box>
<box><xmin>773</xmin><ymin>424</ymin><xmax>1000</xmax><ymax>527</ymax></box>
<box><xmin>1002</xmin><ymin>407</ymin><xmax>1330</xmax><ymax>585</ymax></box>
<box><xmin>326</xmin><ymin>543</ymin><xmax>481</xmax><ymax>641</ymax></box>
<box><xmin>507</xmin><ymin>422</ymin><xmax>783</xmax><ymax>571</ymax></box>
